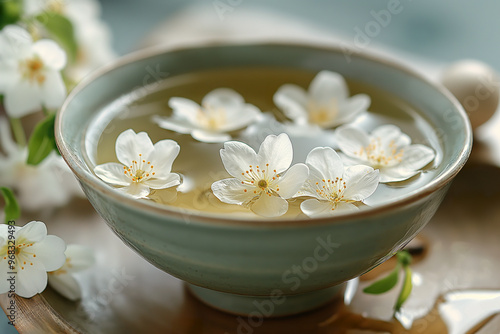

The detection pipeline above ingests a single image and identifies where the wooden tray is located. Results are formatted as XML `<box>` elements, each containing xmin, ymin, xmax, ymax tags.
<box><xmin>2</xmin><ymin>115</ymin><xmax>500</xmax><ymax>334</ymax></box>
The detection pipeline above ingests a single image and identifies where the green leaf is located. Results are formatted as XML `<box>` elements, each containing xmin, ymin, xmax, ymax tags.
<box><xmin>396</xmin><ymin>250</ymin><xmax>412</xmax><ymax>267</ymax></box>
<box><xmin>0</xmin><ymin>0</ymin><xmax>22</xmax><ymax>30</ymax></box>
<box><xmin>395</xmin><ymin>266</ymin><xmax>413</xmax><ymax>311</ymax></box>
<box><xmin>0</xmin><ymin>187</ymin><xmax>20</xmax><ymax>224</ymax></box>
<box><xmin>363</xmin><ymin>264</ymin><xmax>400</xmax><ymax>294</ymax></box>
<box><xmin>26</xmin><ymin>113</ymin><xmax>57</xmax><ymax>165</ymax></box>
<box><xmin>35</xmin><ymin>12</ymin><xmax>78</xmax><ymax>63</ymax></box>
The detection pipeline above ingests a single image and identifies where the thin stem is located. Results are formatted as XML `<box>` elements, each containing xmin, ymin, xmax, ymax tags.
<box><xmin>9</xmin><ymin>118</ymin><xmax>27</xmax><ymax>147</ymax></box>
<box><xmin>42</xmin><ymin>106</ymin><xmax>50</xmax><ymax>117</ymax></box>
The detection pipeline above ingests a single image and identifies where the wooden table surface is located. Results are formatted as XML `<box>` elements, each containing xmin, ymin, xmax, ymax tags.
<box><xmin>2</xmin><ymin>112</ymin><xmax>500</xmax><ymax>333</ymax></box>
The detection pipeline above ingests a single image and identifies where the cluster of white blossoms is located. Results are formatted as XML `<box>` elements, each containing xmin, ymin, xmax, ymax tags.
<box><xmin>96</xmin><ymin>71</ymin><xmax>436</xmax><ymax>218</ymax></box>
<box><xmin>0</xmin><ymin>0</ymin><xmax>111</xmax><ymax>300</ymax></box>
<box><xmin>0</xmin><ymin>221</ymin><xmax>94</xmax><ymax>299</ymax></box>
<box><xmin>0</xmin><ymin>0</ymin><xmax>115</xmax><ymax>210</ymax></box>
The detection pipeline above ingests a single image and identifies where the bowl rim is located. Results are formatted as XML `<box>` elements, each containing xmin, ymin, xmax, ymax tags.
<box><xmin>55</xmin><ymin>41</ymin><xmax>473</xmax><ymax>227</ymax></box>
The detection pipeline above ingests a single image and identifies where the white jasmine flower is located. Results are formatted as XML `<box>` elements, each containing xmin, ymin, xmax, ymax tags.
<box><xmin>335</xmin><ymin>124</ymin><xmax>436</xmax><ymax>183</ymax></box>
<box><xmin>273</xmin><ymin>70</ymin><xmax>370</xmax><ymax>129</ymax></box>
<box><xmin>154</xmin><ymin>88</ymin><xmax>261</xmax><ymax>143</ymax></box>
<box><xmin>94</xmin><ymin>129</ymin><xmax>181</xmax><ymax>199</ymax></box>
<box><xmin>0</xmin><ymin>221</ymin><xmax>66</xmax><ymax>298</ymax></box>
<box><xmin>0</xmin><ymin>118</ymin><xmax>83</xmax><ymax>211</ymax></box>
<box><xmin>211</xmin><ymin>133</ymin><xmax>309</xmax><ymax>217</ymax></box>
<box><xmin>0</xmin><ymin>25</ymin><xmax>67</xmax><ymax>118</ymax></box>
<box><xmin>23</xmin><ymin>0</ymin><xmax>116</xmax><ymax>81</ymax></box>
<box><xmin>297</xmin><ymin>147</ymin><xmax>379</xmax><ymax>217</ymax></box>
<box><xmin>48</xmin><ymin>244</ymin><xmax>95</xmax><ymax>301</ymax></box>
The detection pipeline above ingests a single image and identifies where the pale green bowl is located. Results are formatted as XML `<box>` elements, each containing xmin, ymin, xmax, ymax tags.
<box><xmin>55</xmin><ymin>43</ymin><xmax>472</xmax><ymax>316</ymax></box>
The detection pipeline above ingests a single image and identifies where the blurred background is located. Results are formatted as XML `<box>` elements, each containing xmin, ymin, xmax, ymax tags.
<box><xmin>3</xmin><ymin>0</ymin><xmax>500</xmax><ymax>332</ymax></box>
<box><xmin>100</xmin><ymin>0</ymin><xmax>500</xmax><ymax>70</ymax></box>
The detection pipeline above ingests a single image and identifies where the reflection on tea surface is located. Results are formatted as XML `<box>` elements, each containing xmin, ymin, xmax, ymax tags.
<box><xmin>85</xmin><ymin>67</ymin><xmax>443</xmax><ymax>219</ymax></box>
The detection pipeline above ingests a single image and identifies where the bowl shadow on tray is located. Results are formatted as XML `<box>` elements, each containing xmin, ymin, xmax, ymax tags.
<box><xmin>18</xmin><ymin>157</ymin><xmax>497</xmax><ymax>334</ymax></box>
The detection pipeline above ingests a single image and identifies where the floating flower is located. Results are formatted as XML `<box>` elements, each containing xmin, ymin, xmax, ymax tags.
<box><xmin>94</xmin><ymin>129</ymin><xmax>181</xmax><ymax>199</ymax></box>
<box><xmin>211</xmin><ymin>133</ymin><xmax>309</xmax><ymax>217</ymax></box>
<box><xmin>0</xmin><ymin>118</ymin><xmax>83</xmax><ymax>211</ymax></box>
<box><xmin>48</xmin><ymin>244</ymin><xmax>95</xmax><ymax>301</ymax></box>
<box><xmin>273</xmin><ymin>70</ymin><xmax>370</xmax><ymax>129</ymax></box>
<box><xmin>297</xmin><ymin>147</ymin><xmax>379</xmax><ymax>217</ymax></box>
<box><xmin>0</xmin><ymin>25</ymin><xmax>67</xmax><ymax>118</ymax></box>
<box><xmin>153</xmin><ymin>88</ymin><xmax>261</xmax><ymax>143</ymax></box>
<box><xmin>0</xmin><ymin>221</ymin><xmax>66</xmax><ymax>298</ymax></box>
<box><xmin>335</xmin><ymin>124</ymin><xmax>436</xmax><ymax>183</ymax></box>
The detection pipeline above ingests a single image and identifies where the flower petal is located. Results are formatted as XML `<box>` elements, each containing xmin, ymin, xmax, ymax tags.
<box><xmin>335</xmin><ymin>125</ymin><xmax>370</xmax><ymax>160</ymax></box>
<box><xmin>257</xmin><ymin>133</ymin><xmax>293</xmax><ymax>174</ymax></box>
<box><xmin>40</xmin><ymin>70</ymin><xmax>67</xmax><ymax>109</ymax></box>
<box><xmin>33</xmin><ymin>39</ymin><xmax>67</xmax><ymax>71</ymax></box>
<box><xmin>400</xmin><ymin>144</ymin><xmax>436</xmax><ymax>171</ymax></box>
<box><xmin>191</xmin><ymin>130</ymin><xmax>231</xmax><ymax>143</ymax></box>
<box><xmin>342</xmin><ymin>165</ymin><xmax>379</xmax><ymax>201</ymax></box>
<box><xmin>379</xmin><ymin>168</ymin><xmax>419</xmax><ymax>183</ymax></box>
<box><xmin>295</xmin><ymin>165</ymin><xmax>325</xmax><ymax>199</ymax></box>
<box><xmin>217</xmin><ymin>104</ymin><xmax>260</xmax><ymax>132</ymax></box>
<box><xmin>0</xmin><ymin>25</ymin><xmax>32</xmax><ymax>61</ymax></box>
<box><xmin>305</xmin><ymin>147</ymin><xmax>344</xmax><ymax>181</ymax></box>
<box><xmin>152</xmin><ymin>115</ymin><xmax>194</xmax><ymax>134</ymax></box>
<box><xmin>64</xmin><ymin>245</ymin><xmax>95</xmax><ymax>273</ymax></box>
<box><xmin>0</xmin><ymin>66</ymin><xmax>17</xmax><ymax>93</ymax></box>
<box><xmin>335</xmin><ymin>202</ymin><xmax>360</xmax><ymax>213</ymax></box>
<box><xmin>145</xmin><ymin>173</ymin><xmax>180</xmax><ymax>190</ymax></box>
<box><xmin>0</xmin><ymin>259</ymin><xmax>11</xmax><ymax>294</ymax></box>
<box><xmin>16</xmin><ymin>260</ymin><xmax>48</xmax><ymax>298</ymax></box>
<box><xmin>309</xmin><ymin>71</ymin><xmax>348</xmax><ymax>103</ymax></box>
<box><xmin>0</xmin><ymin>117</ymin><xmax>20</xmax><ymax>156</ymax></box>
<box><xmin>201</xmin><ymin>88</ymin><xmax>244</xmax><ymax>109</ymax></box>
<box><xmin>273</xmin><ymin>84</ymin><xmax>308</xmax><ymax>121</ymax></box>
<box><xmin>115</xmin><ymin>129</ymin><xmax>154</xmax><ymax>166</ymax></box>
<box><xmin>372</xmin><ymin>124</ymin><xmax>411</xmax><ymax>151</ymax></box>
<box><xmin>117</xmin><ymin>183</ymin><xmax>150</xmax><ymax>199</ymax></box>
<box><xmin>148</xmin><ymin>139</ymin><xmax>180</xmax><ymax>174</ymax></box>
<box><xmin>48</xmin><ymin>273</ymin><xmax>81</xmax><ymax>301</ymax></box>
<box><xmin>16</xmin><ymin>221</ymin><xmax>47</xmax><ymax>243</ymax></box>
<box><xmin>4</xmin><ymin>80</ymin><xmax>42</xmax><ymax>118</ymax></box>
<box><xmin>274</xmin><ymin>163</ymin><xmax>309</xmax><ymax>199</ymax></box>
<box><xmin>211</xmin><ymin>178</ymin><xmax>254</xmax><ymax>205</ymax></box>
<box><xmin>30</xmin><ymin>235</ymin><xmax>66</xmax><ymax>271</ymax></box>
<box><xmin>251</xmin><ymin>193</ymin><xmax>288</xmax><ymax>217</ymax></box>
<box><xmin>333</xmin><ymin>94</ymin><xmax>371</xmax><ymax>125</ymax></box>
<box><xmin>300</xmin><ymin>198</ymin><xmax>333</xmax><ymax>217</ymax></box>
<box><xmin>220</xmin><ymin>141</ymin><xmax>258</xmax><ymax>179</ymax></box>
<box><xmin>168</xmin><ymin>97</ymin><xmax>201</xmax><ymax>125</ymax></box>
<box><xmin>94</xmin><ymin>163</ymin><xmax>131</xmax><ymax>186</ymax></box>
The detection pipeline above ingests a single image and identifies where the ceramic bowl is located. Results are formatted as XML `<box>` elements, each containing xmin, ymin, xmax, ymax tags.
<box><xmin>55</xmin><ymin>43</ymin><xmax>472</xmax><ymax>316</ymax></box>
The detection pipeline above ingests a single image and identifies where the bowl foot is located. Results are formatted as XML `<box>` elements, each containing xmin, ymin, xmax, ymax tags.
<box><xmin>187</xmin><ymin>284</ymin><xmax>344</xmax><ymax>317</ymax></box>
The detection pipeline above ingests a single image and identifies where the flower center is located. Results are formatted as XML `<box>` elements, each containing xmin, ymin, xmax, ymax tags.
<box><xmin>19</xmin><ymin>57</ymin><xmax>46</xmax><ymax>85</ymax></box>
<box><xmin>1</xmin><ymin>241</ymin><xmax>37</xmax><ymax>271</ymax></box>
<box><xmin>240</xmin><ymin>164</ymin><xmax>281</xmax><ymax>196</ymax></box>
<box><xmin>357</xmin><ymin>138</ymin><xmax>404</xmax><ymax>167</ymax></box>
<box><xmin>47</xmin><ymin>0</ymin><xmax>66</xmax><ymax>13</ymax></box>
<box><xmin>315</xmin><ymin>177</ymin><xmax>348</xmax><ymax>207</ymax></box>
<box><xmin>198</xmin><ymin>105</ymin><xmax>226</xmax><ymax>131</ymax></box>
<box><xmin>308</xmin><ymin>100</ymin><xmax>337</xmax><ymax>126</ymax></box>
<box><xmin>124</xmin><ymin>153</ymin><xmax>156</xmax><ymax>183</ymax></box>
